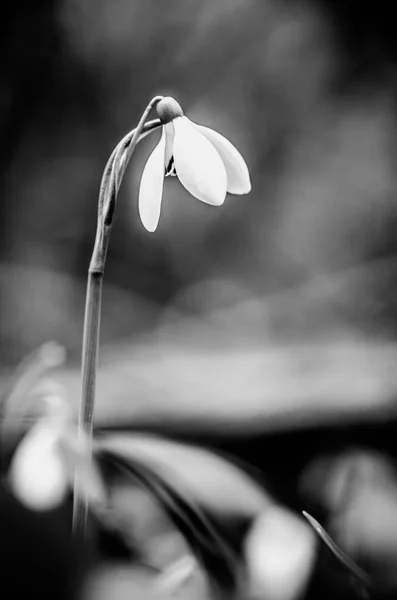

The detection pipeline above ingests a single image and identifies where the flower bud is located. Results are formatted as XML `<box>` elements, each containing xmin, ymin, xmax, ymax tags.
<box><xmin>156</xmin><ymin>96</ymin><xmax>184</xmax><ymax>124</ymax></box>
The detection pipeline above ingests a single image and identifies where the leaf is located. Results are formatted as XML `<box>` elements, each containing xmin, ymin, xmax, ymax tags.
<box><xmin>93</xmin><ymin>433</ymin><xmax>266</xmax><ymax>598</ymax></box>
<box><xmin>302</xmin><ymin>511</ymin><xmax>372</xmax><ymax>594</ymax></box>
<box><xmin>95</xmin><ymin>433</ymin><xmax>270</xmax><ymax>519</ymax></box>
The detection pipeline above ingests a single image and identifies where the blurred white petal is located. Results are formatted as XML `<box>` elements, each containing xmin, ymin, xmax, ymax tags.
<box><xmin>9</xmin><ymin>423</ymin><xmax>68</xmax><ymax>511</ymax></box>
<box><xmin>138</xmin><ymin>127</ymin><xmax>166</xmax><ymax>232</ymax></box>
<box><xmin>194</xmin><ymin>122</ymin><xmax>251</xmax><ymax>194</ymax></box>
<box><xmin>173</xmin><ymin>117</ymin><xmax>227</xmax><ymax>206</ymax></box>
<box><xmin>245</xmin><ymin>506</ymin><xmax>316</xmax><ymax>600</ymax></box>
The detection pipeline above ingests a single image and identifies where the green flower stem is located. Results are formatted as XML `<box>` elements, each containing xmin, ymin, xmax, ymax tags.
<box><xmin>72</xmin><ymin>98</ymin><xmax>163</xmax><ymax>540</ymax></box>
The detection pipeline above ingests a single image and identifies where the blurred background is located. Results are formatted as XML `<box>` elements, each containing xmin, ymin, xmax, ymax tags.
<box><xmin>2</xmin><ymin>0</ymin><xmax>397</xmax><ymax>598</ymax></box>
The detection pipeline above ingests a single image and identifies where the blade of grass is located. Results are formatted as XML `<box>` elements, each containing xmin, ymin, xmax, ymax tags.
<box><xmin>302</xmin><ymin>510</ymin><xmax>371</xmax><ymax>590</ymax></box>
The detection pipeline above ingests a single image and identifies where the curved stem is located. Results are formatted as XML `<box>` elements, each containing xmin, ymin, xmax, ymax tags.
<box><xmin>72</xmin><ymin>99</ymin><xmax>163</xmax><ymax>539</ymax></box>
<box><xmin>98</xmin><ymin>117</ymin><xmax>162</xmax><ymax>218</ymax></box>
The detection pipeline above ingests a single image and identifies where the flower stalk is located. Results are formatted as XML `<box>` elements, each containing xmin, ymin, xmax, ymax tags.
<box><xmin>73</xmin><ymin>93</ymin><xmax>251</xmax><ymax>539</ymax></box>
<box><xmin>72</xmin><ymin>97</ymin><xmax>163</xmax><ymax>540</ymax></box>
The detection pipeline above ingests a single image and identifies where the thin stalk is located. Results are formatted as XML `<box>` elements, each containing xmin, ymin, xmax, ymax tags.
<box><xmin>302</xmin><ymin>511</ymin><xmax>371</xmax><ymax>589</ymax></box>
<box><xmin>72</xmin><ymin>98</ymin><xmax>163</xmax><ymax>539</ymax></box>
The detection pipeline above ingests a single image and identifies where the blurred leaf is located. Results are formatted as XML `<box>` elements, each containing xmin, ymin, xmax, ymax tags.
<box><xmin>94</xmin><ymin>433</ymin><xmax>271</xmax><ymax>598</ymax></box>
<box><xmin>95</xmin><ymin>433</ymin><xmax>270</xmax><ymax>518</ymax></box>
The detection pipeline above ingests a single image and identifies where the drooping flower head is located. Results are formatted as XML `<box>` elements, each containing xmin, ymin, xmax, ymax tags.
<box><xmin>138</xmin><ymin>96</ymin><xmax>251</xmax><ymax>232</ymax></box>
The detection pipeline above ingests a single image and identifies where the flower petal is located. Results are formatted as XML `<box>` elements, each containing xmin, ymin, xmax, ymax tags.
<box><xmin>245</xmin><ymin>507</ymin><xmax>316</xmax><ymax>600</ymax></box>
<box><xmin>9</xmin><ymin>424</ymin><xmax>68</xmax><ymax>511</ymax></box>
<box><xmin>173</xmin><ymin>117</ymin><xmax>227</xmax><ymax>206</ymax></box>
<box><xmin>138</xmin><ymin>126</ymin><xmax>166</xmax><ymax>232</ymax></box>
<box><xmin>193</xmin><ymin>122</ymin><xmax>251</xmax><ymax>194</ymax></box>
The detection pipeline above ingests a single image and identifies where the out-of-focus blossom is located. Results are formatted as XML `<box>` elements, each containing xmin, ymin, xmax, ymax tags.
<box><xmin>244</xmin><ymin>505</ymin><xmax>316</xmax><ymax>600</ymax></box>
<box><xmin>8</xmin><ymin>387</ymin><xmax>104</xmax><ymax>511</ymax></box>
<box><xmin>9</xmin><ymin>389</ymin><xmax>71</xmax><ymax>510</ymax></box>
<box><xmin>138</xmin><ymin>96</ymin><xmax>251</xmax><ymax>232</ymax></box>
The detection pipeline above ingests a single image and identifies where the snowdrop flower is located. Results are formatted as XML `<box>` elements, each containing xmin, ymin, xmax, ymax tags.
<box><xmin>9</xmin><ymin>387</ymin><xmax>72</xmax><ymax>511</ymax></box>
<box><xmin>245</xmin><ymin>506</ymin><xmax>316</xmax><ymax>600</ymax></box>
<box><xmin>9</xmin><ymin>385</ymin><xmax>104</xmax><ymax>512</ymax></box>
<box><xmin>138</xmin><ymin>96</ymin><xmax>251</xmax><ymax>232</ymax></box>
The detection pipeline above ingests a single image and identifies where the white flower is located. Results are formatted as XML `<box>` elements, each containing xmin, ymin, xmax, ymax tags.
<box><xmin>138</xmin><ymin>97</ymin><xmax>251</xmax><ymax>232</ymax></box>
<box><xmin>8</xmin><ymin>392</ymin><xmax>71</xmax><ymax>511</ymax></box>
<box><xmin>8</xmin><ymin>389</ymin><xmax>105</xmax><ymax>512</ymax></box>
<box><xmin>245</xmin><ymin>506</ymin><xmax>316</xmax><ymax>600</ymax></box>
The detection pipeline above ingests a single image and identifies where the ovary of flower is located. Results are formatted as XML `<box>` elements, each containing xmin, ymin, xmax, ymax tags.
<box><xmin>9</xmin><ymin>416</ymin><xmax>69</xmax><ymax>511</ymax></box>
<box><xmin>138</xmin><ymin>97</ymin><xmax>251</xmax><ymax>232</ymax></box>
